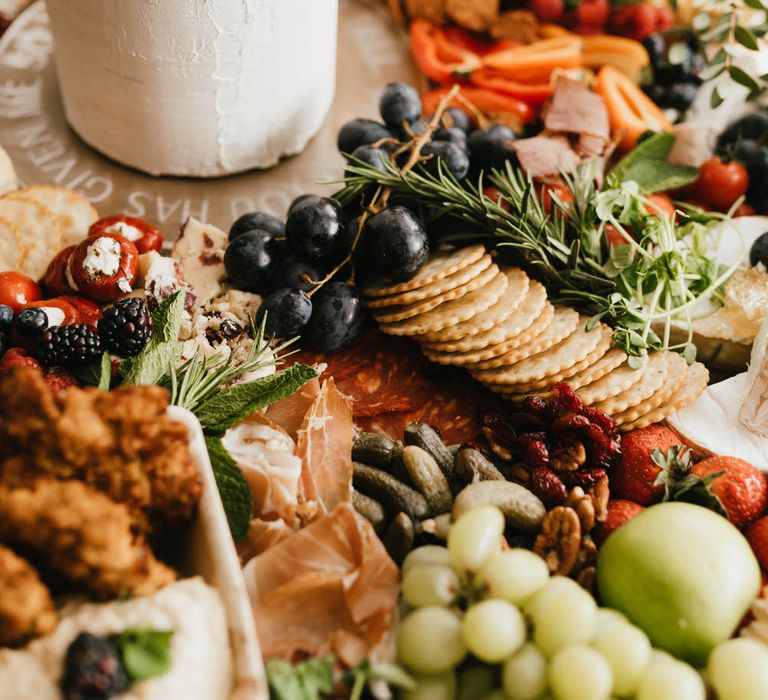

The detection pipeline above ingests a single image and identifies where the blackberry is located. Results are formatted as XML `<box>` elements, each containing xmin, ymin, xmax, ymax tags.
<box><xmin>98</xmin><ymin>298</ymin><xmax>153</xmax><ymax>357</ymax></box>
<box><xmin>40</xmin><ymin>324</ymin><xmax>102</xmax><ymax>367</ymax></box>
<box><xmin>60</xmin><ymin>632</ymin><xmax>128</xmax><ymax>700</ymax></box>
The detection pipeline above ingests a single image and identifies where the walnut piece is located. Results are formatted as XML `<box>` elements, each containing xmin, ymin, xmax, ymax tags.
<box><xmin>533</xmin><ymin>506</ymin><xmax>581</xmax><ymax>575</ymax></box>
<box><xmin>588</xmin><ymin>476</ymin><xmax>610</xmax><ymax>523</ymax></box>
<box><xmin>445</xmin><ymin>0</ymin><xmax>499</xmax><ymax>32</ymax></box>
<box><xmin>490</xmin><ymin>10</ymin><xmax>539</xmax><ymax>43</ymax></box>
<box><xmin>550</xmin><ymin>441</ymin><xmax>587</xmax><ymax>472</ymax></box>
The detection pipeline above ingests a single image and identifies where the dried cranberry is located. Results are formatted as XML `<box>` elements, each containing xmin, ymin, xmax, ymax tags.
<box><xmin>522</xmin><ymin>438</ymin><xmax>549</xmax><ymax>469</ymax></box>
<box><xmin>507</xmin><ymin>412</ymin><xmax>546</xmax><ymax>432</ymax></box>
<box><xmin>565</xmin><ymin>467</ymin><xmax>607</xmax><ymax>489</ymax></box>
<box><xmin>585</xmin><ymin>422</ymin><xmax>612</xmax><ymax>451</ymax></box>
<box><xmin>582</xmin><ymin>406</ymin><xmax>617</xmax><ymax>435</ymax></box>
<box><xmin>552</xmin><ymin>383</ymin><xmax>584</xmax><ymax>414</ymax></box>
<box><xmin>530</xmin><ymin>467</ymin><xmax>567</xmax><ymax>507</ymax></box>
<box><xmin>523</xmin><ymin>395</ymin><xmax>547</xmax><ymax>416</ymax></box>
<box><xmin>551</xmin><ymin>412</ymin><xmax>591</xmax><ymax>437</ymax></box>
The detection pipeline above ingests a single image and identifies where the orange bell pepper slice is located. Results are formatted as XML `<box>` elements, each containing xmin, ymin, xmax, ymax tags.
<box><xmin>469</xmin><ymin>68</ymin><xmax>554</xmax><ymax>106</ymax></box>
<box><xmin>409</xmin><ymin>19</ymin><xmax>481</xmax><ymax>84</ymax></box>
<box><xmin>594</xmin><ymin>65</ymin><xmax>671</xmax><ymax>151</ymax></box>
<box><xmin>482</xmin><ymin>37</ymin><xmax>583</xmax><ymax>83</ymax></box>
<box><xmin>421</xmin><ymin>86</ymin><xmax>535</xmax><ymax>128</ymax></box>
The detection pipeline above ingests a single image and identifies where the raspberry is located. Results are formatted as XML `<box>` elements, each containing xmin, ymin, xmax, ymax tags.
<box><xmin>43</xmin><ymin>367</ymin><xmax>80</xmax><ymax>392</ymax></box>
<box><xmin>576</xmin><ymin>0</ymin><xmax>610</xmax><ymax>27</ymax></box>
<box><xmin>529</xmin><ymin>0</ymin><xmax>564</xmax><ymax>22</ymax></box>
<box><xmin>0</xmin><ymin>347</ymin><xmax>41</xmax><ymax>371</ymax></box>
<box><xmin>655</xmin><ymin>5</ymin><xmax>674</xmax><ymax>32</ymax></box>
<box><xmin>530</xmin><ymin>467</ymin><xmax>567</xmax><ymax>508</ymax></box>
<box><xmin>611</xmin><ymin>3</ymin><xmax>657</xmax><ymax>42</ymax></box>
<box><xmin>60</xmin><ymin>632</ymin><xmax>128</xmax><ymax>700</ymax></box>
<box><xmin>98</xmin><ymin>297</ymin><xmax>152</xmax><ymax>357</ymax></box>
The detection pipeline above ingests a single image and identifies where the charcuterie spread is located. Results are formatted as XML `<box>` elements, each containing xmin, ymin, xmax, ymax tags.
<box><xmin>3</xmin><ymin>1</ymin><xmax>768</xmax><ymax>699</ymax></box>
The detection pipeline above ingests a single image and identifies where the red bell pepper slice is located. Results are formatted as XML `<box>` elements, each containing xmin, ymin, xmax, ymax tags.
<box><xmin>469</xmin><ymin>68</ymin><xmax>554</xmax><ymax>106</ymax></box>
<box><xmin>421</xmin><ymin>86</ymin><xmax>535</xmax><ymax>127</ymax></box>
<box><xmin>409</xmin><ymin>19</ymin><xmax>481</xmax><ymax>83</ymax></box>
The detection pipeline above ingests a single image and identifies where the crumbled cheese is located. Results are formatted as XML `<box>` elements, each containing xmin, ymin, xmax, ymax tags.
<box><xmin>104</xmin><ymin>220</ymin><xmax>143</xmax><ymax>242</ymax></box>
<box><xmin>83</xmin><ymin>236</ymin><xmax>121</xmax><ymax>277</ymax></box>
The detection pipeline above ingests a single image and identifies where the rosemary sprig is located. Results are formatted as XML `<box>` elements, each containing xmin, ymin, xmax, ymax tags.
<box><xmin>337</xmin><ymin>157</ymin><xmax>739</xmax><ymax>362</ymax></box>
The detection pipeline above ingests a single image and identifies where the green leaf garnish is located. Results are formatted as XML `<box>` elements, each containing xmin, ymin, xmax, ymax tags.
<box><xmin>195</xmin><ymin>363</ymin><xmax>317</xmax><ymax>433</ymax></box>
<box><xmin>115</xmin><ymin>628</ymin><xmax>174</xmax><ymax>683</ymax></box>
<box><xmin>266</xmin><ymin>656</ymin><xmax>335</xmax><ymax>700</ymax></box>
<box><xmin>75</xmin><ymin>351</ymin><xmax>112</xmax><ymax>390</ymax></box>
<box><xmin>204</xmin><ymin>435</ymin><xmax>253</xmax><ymax>540</ymax></box>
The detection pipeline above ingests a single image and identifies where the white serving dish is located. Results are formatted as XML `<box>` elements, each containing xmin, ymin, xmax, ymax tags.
<box><xmin>169</xmin><ymin>407</ymin><xmax>267</xmax><ymax>700</ymax></box>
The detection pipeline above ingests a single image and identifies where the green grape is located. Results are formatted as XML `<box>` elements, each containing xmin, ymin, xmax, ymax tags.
<box><xmin>402</xmin><ymin>545</ymin><xmax>452</xmax><ymax>575</ymax></box>
<box><xmin>477</xmin><ymin>549</ymin><xmax>550</xmax><ymax>604</ymax></box>
<box><xmin>401</xmin><ymin>671</ymin><xmax>456</xmax><ymax>700</ymax></box>
<box><xmin>636</xmin><ymin>656</ymin><xmax>705</xmax><ymax>700</ymax></box>
<box><xmin>522</xmin><ymin>576</ymin><xmax>582</xmax><ymax>619</ymax></box>
<box><xmin>457</xmin><ymin>666</ymin><xmax>497</xmax><ymax>700</ymax></box>
<box><xmin>594</xmin><ymin>608</ymin><xmax>629</xmax><ymax>637</ymax></box>
<box><xmin>532</xmin><ymin>582</ymin><xmax>597</xmax><ymax>658</ymax></box>
<box><xmin>398</xmin><ymin>606</ymin><xmax>467</xmax><ymax>674</ymax></box>
<box><xmin>502</xmin><ymin>642</ymin><xmax>549</xmax><ymax>700</ymax></box>
<box><xmin>463</xmin><ymin>599</ymin><xmax>526</xmax><ymax>663</ymax></box>
<box><xmin>548</xmin><ymin>644</ymin><xmax>613</xmax><ymax>700</ymax></box>
<box><xmin>402</xmin><ymin>564</ymin><xmax>460</xmax><ymax>608</ymax></box>
<box><xmin>482</xmin><ymin>691</ymin><xmax>509</xmax><ymax>700</ymax></box>
<box><xmin>591</xmin><ymin>621</ymin><xmax>651</xmax><ymax>696</ymax></box>
<box><xmin>447</xmin><ymin>505</ymin><xmax>504</xmax><ymax>573</ymax></box>
<box><xmin>707</xmin><ymin>637</ymin><xmax>768</xmax><ymax>700</ymax></box>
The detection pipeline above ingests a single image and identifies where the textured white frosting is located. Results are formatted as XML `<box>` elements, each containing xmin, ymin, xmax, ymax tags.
<box><xmin>45</xmin><ymin>0</ymin><xmax>338</xmax><ymax>177</ymax></box>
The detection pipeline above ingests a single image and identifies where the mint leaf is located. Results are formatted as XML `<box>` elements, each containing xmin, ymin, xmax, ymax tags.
<box><xmin>204</xmin><ymin>435</ymin><xmax>253</xmax><ymax>540</ymax></box>
<box><xmin>266</xmin><ymin>656</ymin><xmax>335</xmax><ymax>700</ymax></box>
<box><xmin>195</xmin><ymin>364</ymin><xmax>317</xmax><ymax>433</ymax></box>
<box><xmin>115</xmin><ymin>628</ymin><xmax>174</xmax><ymax>683</ymax></box>
<box><xmin>607</xmin><ymin>133</ymin><xmax>698</xmax><ymax>193</ymax></box>
<box><xmin>75</xmin><ymin>352</ymin><xmax>112</xmax><ymax>390</ymax></box>
<box><xmin>120</xmin><ymin>292</ymin><xmax>184</xmax><ymax>386</ymax></box>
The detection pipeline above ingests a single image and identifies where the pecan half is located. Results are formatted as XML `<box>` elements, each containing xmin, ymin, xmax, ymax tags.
<box><xmin>576</xmin><ymin>566</ymin><xmax>596</xmax><ymax>594</ymax></box>
<box><xmin>588</xmin><ymin>476</ymin><xmax>610</xmax><ymax>523</ymax></box>
<box><xmin>482</xmin><ymin>426</ymin><xmax>515</xmax><ymax>462</ymax></box>
<box><xmin>550</xmin><ymin>441</ymin><xmax>586</xmax><ymax>472</ymax></box>
<box><xmin>533</xmin><ymin>506</ymin><xmax>581</xmax><ymax>575</ymax></box>
<box><xmin>573</xmin><ymin>495</ymin><xmax>596</xmax><ymax>533</ymax></box>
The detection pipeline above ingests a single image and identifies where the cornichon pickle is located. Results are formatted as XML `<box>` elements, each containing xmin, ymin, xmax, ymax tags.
<box><xmin>352</xmin><ymin>462</ymin><xmax>429</xmax><ymax>520</ymax></box>
<box><xmin>452</xmin><ymin>481</ymin><xmax>546</xmax><ymax>533</ymax></box>
<box><xmin>352</xmin><ymin>431</ymin><xmax>401</xmax><ymax>468</ymax></box>
<box><xmin>352</xmin><ymin>490</ymin><xmax>386</xmax><ymax>533</ymax></box>
<box><xmin>454</xmin><ymin>447</ymin><xmax>506</xmax><ymax>484</ymax></box>
<box><xmin>382</xmin><ymin>512</ymin><xmax>414</xmax><ymax>565</ymax></box>
<box><xmin>401</xmin><ymin>445</ymin><xmax>453</xmax><ymax>516</ymax></box>
<box><xmin>403</xmin><ymin>423</ymin><xmax>455</xmax><ymax>480</ymax></box>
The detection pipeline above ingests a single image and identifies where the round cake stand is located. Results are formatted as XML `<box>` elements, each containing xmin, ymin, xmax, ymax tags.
<box><xmin>0</xmin><ymin>0</ymin><xmax>419</xmax><ymax>237</ymax></box>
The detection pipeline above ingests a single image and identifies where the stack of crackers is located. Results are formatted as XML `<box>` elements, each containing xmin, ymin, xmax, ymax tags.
<box><xmin>0</xmin><ymin>184</ymin><xmax>98</xmax><ymax>279</ymax></box>
<box><xmin>367</xmin><ymin>244</ymin><xmax>709</xmax><ymax>432</ymax></box>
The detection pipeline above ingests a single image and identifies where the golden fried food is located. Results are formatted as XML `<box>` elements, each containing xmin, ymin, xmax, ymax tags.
<box><xmin>0</xmin><ymin>545</ymin><xmax>58</xmax><ymax>647</ymax></box>
<box><xmin>0</xmin><ymin>478</ymin><xmax>175</xmax><ymax>599</ymax></box>
<box><xmin>0</xmin><ymin>368</ymin><xmax>201</xmax><ymax>531</ymax></box>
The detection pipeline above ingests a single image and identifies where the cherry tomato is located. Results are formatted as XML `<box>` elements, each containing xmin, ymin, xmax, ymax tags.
<box><xmin>70</xmin><ymin>233</ymin><xmax>139</xmax><ymax>302</ymax></box>
<box><xmin>542</xmin><ymin>184</ymin><xmax>575</xmax><ymax>216</ymax></box>
<box><xmin>23</xmin><ymin>298</ymin><xmax>81</xmax><ymax>326</ymax></box>
<box><xmin>643</xmin><ymin>193</ymin><xmax>676</xmax><ymax>220</ymax></box>
<box><xmin>733</xmin><ymin>202</ymin><xmax>757</xmax><ymax>217</ymax></box>
<box><xmin>89</xmin><ymin>216</ymin><xmax>163</xmax><ymax>254</ymax></box>
<box><xmin>605</xmin><ymin>223</ymin><xmax>629</xmax><ymax>247</ymax></box>
<box><xmin>694</xmin><ymin>157</ymin><xmax>749</xmax><ymax>211</ymax></box>
<box><xmin>482</xmin><ymin>186</ymin><xmax>510</xmax><ymax>211</ymax></box>
<box><xmin>0</xmin><ymin>271</ymin><xmax>42</xmax><ymax>312</ymax></box>
<box><xmin>42</xmin><ymin>245</ymin><xmax>77</xmax><ymax>296</ymax></box>
<box><xmin>58</xmin><ymin>295</ymin><xmax>102</xmax><ymax>328</ymax></box>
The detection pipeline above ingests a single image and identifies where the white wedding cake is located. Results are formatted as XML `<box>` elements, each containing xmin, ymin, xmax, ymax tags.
<box><xmin>46</xmin><ymin>0</ymin><xmax>338</xmax><ymax>177</ymax></box>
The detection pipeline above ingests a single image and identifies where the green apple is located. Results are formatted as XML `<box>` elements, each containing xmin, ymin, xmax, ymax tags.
<box><xmin>596</xmin><ymin>502</ymin><xmax>761</xmax><ymax>666</ymax></box>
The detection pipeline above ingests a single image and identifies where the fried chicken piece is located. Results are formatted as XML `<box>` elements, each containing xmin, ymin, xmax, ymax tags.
<box><xmin>0</xmin><ymin>545</ymin><xmax>58</xmax><ymax>647</ymax></box>
<box><xmin>0</xmin><ymin>368</ymin><xmax>202</xmax><ymax>531</ymax></box>
<box><xmin>0</xmin><ymin>478</ymin><xmax>175</xmax><ymax>600</ymax></box>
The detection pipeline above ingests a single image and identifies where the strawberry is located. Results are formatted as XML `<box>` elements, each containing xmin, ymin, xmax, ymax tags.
<box><xmin>610</xmin><ymin>3</ymin><xmax>657</xmax><ymax>42</ymax></box>
<box><xmin>690</xmin><ymin>456</ymin><xmax>768</xmax><ymax>529</ymax></box>
<box><xmin>594</xmin><ymin>499</ymin><xmax>645</xmax><ymax>546</ymax></box>
<box><xmin>43</xmin><ymin>367</ymin><xmax>80</xmax><ymax>392</ymax></box>
<box><xmin>747</xmin><ymin>517</ymin><xmax>768</xmax><ymax>573</ymax></box>
<box><xmin>612</xmin><ymin>425</ymin><xmax>684</xmax><ymax>505</ymax></box>
<box><xmin>575</xmin><ymin>0</ymin><xmax>610</xmax><ymax>28</ymax></box>
<box><xmin>0</xmin><ymin>347</ymin><xmax>41</xmax><ymax>372</ymax></box>
<box><xmin>529</xmin><ymin>0</ymin><xmax>565</xmax><ymax>22</ymax></box>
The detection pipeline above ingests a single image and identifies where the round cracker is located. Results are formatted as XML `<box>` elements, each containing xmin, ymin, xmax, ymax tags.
<box><xmin>613</xmin><ymin>352</ymin><xmax>689</xmax><ymax>426</ymax></box>
<box><xmin>365</xmin><ymin>244</ymin><xmax>486</xmax><ymax>297</ymax></box>
<box><xmin>578</xmin><ymin>353</ymin><xmax>649</xmax><ymax>405</ymax></box>
<box><xmin>373</xmin><ymin>262</ymin><xmax>499</xmax><ymax>322</ymax></box>
<box><xmin>468</xmin><ymin>306</ymin><xmax>579</xmax><ymax>372</ymax></box>
<box><xmin>0</xmin><ymin>215</ymin><xmax>24</xmax><ymax>270</ymax></box>
<box><xmin>619</xmin><ymin>362</ymin><xmax>709</xmax><ymax>432</ymax></box>
<box><xmin>592</xmin><ymin>351</ymin><xmax>669</xmax><ymax>415</ymax></box>
<box><xmin>367</xmin><ymin>254</ymin><xmax>493</xmax><ymax>308</ymax></box>
<box><xmin>421</xmin><ymin>277</ymin><xmax>545</xmax><ymax>347</ymax></box>
<box><xmin>472</xmin><ymin>316</ymin><xmax>606</xmax><ymax>386</ymax></box>
<box><xmin>379</xmin><ymin>268</ymin><xmax>509</xmax><ymax>337</ymax></box>
<box><xmin>8</xmin><ymin>185</ymin><xmax>98</xmax><ymax>248</ymax></box>
<box><xmin>558</xmin><ymin>347</ymin><xmax>627</xmax><ymax>391</ymax></box>
<box><xmin>494</xmin><ymin>329</ymin><xmax>614</xmax><ymax>394</ymax></box>
<box><xmin>0</xmin><ymin>196</ymin><xmax>61</xmax><ymax>280</ymax></box>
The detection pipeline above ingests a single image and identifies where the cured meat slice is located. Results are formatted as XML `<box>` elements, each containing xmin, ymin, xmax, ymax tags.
<box><xmin>511</xmin><ymin>135</ymin><xmax>581</xmax><ymax>181</ymax></box>
<box><xmin>544</xmin><ymin>76</ymin><xmax>610</xmax><ymax>139</ymax></box>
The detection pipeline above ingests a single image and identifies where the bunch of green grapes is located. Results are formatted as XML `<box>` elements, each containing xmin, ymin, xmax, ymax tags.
<box><xmin>396</xmin><ymin>505</ymin><xmax>768</xmax><ymax>700</ymax></box>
